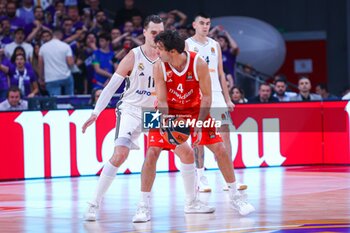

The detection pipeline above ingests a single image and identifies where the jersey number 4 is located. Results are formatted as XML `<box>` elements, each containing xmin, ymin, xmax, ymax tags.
<box><xmin>177</xmin><ymin>83</ymin><xmax>184</xmax><ymax>93</ymax></box>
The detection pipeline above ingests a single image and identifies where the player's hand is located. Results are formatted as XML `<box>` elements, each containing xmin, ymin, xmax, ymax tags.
<box><xmin>82</xmin><ymin>114</ymin><xmax>97</xmax><ymax>133</ymax></box>
<box><xmin>226</xmin><ymin>100</ymin><xmax>235</xmax><ymax>112</ymax></box>
<box><xmin>192</xmin><ymin>126</ymin><xmax>202</xmax><ymax>146</ymax></box>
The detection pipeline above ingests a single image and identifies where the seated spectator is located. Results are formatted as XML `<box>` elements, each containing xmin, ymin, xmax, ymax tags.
<box><xmin>248</xmin><ymin>83</ymin><xmax>279</xmax><ymax>103</ymax></box>
<box><xmin>131</xmin><ymin>14</ymin><xmax>143</xmax><ymax>36</ymax></box>
<box><xmin>230</xmin><ymin>86</ymin><xmax>247</xmax><ymax>104</ymax></box>
<box><xmin>315</xmin><ymin>83</ymin><xmax>339</xmax><ymax>100</ymax></box>
<box><xmin>273</xmin><ymin>76</ymin><xmax>297</xmax><ymax>101</ymax></box>
<box><xmin>0</xmin><ymin>2</ymin><xmax>6</xmax><ymax>20</ymax></box>
<box><xmin>0</xmin><ymin>86</ymin><xmax>28</xmax><ymax>111</ymax></box>
<box><xmin>89</xmin><ymin>88</ymin><xmax>103</xmax><ymax>107</ymax></box>
<box><xmin>8</xmin><ymin>54</ymin><xmax>39</xmax><ymax>98</ymax></box>
<box><xmin>4</xmin><ymin>28</ymin><xmax>33</xmax><ymax>61</ymax></box>
<box><xmin>291</xmin><ymin>76</ymin><xmax>322</xmax><ymax>101</ymax></box>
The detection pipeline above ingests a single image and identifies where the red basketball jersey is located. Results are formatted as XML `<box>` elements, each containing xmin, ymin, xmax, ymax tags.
<box><xmin>161</xmin><ymin>51</ymin><xmax>201</xmax><ymax>116</ymax></box>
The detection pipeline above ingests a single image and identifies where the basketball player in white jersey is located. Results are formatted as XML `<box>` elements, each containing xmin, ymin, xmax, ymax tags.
<box><xmin>185</xmin><ymin>13</ymin><xmax>244</xmax><ymax>192</ymax></box>
<box><xmin>81</xmin><ymin>15</ymin><xmax>165</xmax><ymax>221</ymax></box>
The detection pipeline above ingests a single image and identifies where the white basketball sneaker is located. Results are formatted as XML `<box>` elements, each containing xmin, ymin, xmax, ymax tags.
<box><xmin>230</xmin><ymin>193</ymin><xmax>255</xmax><ymax>216</ymax></box>
<box><xmin>223</xmin><ymin>183</ymin><xmax>248</xmax><ymax>192</ymax></box>
<box><xmin>84</xmin><ymin>201</ymin><xmax>99</xmax><ymax>221</ymax></box>
<box><xmin>184</xmin><ymin>199</ymin><xmax>215</xmax><ymax>214</ymax></box>
<box><xmin>198</xmin><ymin>175</ymin><xmax>211</xmax><ymax>192</ymax></box>
<box><xmin>132</xmin><ymin>202</ymin><xmax>151</xmax><ymax>223</ymax></box>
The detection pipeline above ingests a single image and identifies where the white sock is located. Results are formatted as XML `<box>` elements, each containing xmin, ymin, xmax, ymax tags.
<box><xmin>92</xmin><ymin>161</ymin><xmax>119</xmax><ymax>204</ymax></box>
<box><xmin>196</xmin><ymin>167</ymin><xmax>205</xmax><ymax>177</ymax></box>
<box><xmin>180</xmin><ymin>162</ymin><xmax>196</xmax><ymax>204</ymax></box>
<box><xmin>140</xmin><ymin>192</ymin><xmax>151</xmax><ymax>206</ymax></box>
<box><xmin>227</xmin><ymin>182</ymin><xmax>238</xmax><ymax>197</ymax></box>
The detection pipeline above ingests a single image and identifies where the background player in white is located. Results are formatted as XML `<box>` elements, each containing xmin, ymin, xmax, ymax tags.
<box><xmin>185</xmin><ymin>13</ymin><xmax>240</xmax><ymax>192</ymax></box>
<box><xmin>81</xmin><ymin>15</ymin><xmax>164</xmax><ymax>221</ymax></box>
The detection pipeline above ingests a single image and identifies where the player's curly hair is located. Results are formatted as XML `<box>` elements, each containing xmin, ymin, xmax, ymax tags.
<box><xmin>154</xmin><ymin>30</ymin><xmax>185</xmax><ymax>54</ymax></box>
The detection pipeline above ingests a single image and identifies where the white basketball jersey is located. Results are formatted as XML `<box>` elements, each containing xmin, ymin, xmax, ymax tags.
<box><xmin>186</xmin><ymin>37</ymin><xmax>222</xmax><ymax>92</ymax></box>
<box><xmin>119</xmin><ymin>46</ymin><xmax>158</xmax><ymax>109</ymax></box>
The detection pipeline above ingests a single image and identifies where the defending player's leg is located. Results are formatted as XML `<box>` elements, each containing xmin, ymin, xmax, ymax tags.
<box><xmin>133</xmin><ymin>146</ymin><xmax>162</xmax><ymax>223</ymax></box>
<box><xmin>176</xmin><ymin>143</ymin><xmax>215</xmax><ymax>214</ymax></box>
<box><xmin>84</xmin><ymin>145</ymin><xmax>130</xmax><ymax>221</ymax></box>
<box><xmin>194</xmin><ymin>145</ymin><xmax>211</xmax><ymax>192</ymax></box>
<box><xmin>206</xmin><ymin>142</ymin><xmax>255</xmax><ymax>216</ymax></box>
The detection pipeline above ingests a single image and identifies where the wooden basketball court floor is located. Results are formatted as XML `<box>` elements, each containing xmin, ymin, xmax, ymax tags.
<box><xmin>1</xmin><ymin>165</ymin><xmax>350</xmax><ymax>232</ymax></box>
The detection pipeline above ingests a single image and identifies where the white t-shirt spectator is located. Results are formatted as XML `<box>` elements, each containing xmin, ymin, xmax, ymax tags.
<box><xmin>39</xmin><ymin>38</ymin><xmax>73</xmax><ymax>83</ymax></box>
<box><xmin>4</xmin><ymin>42</ymin><xmax>33</xmax><ymax>61</ymax></box>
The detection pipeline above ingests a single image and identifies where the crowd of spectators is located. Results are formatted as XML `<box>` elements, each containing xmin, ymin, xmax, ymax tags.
<box><xmin>0</xmin><ymin>0</ymin><xmax>348</xmax><ymax>111</ymax></box>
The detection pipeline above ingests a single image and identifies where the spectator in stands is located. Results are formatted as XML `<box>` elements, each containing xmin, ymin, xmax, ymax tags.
<box><xmin>291</xmin><ymin>76</ymin><xmax>322</xmax><ymax>101</ymax></box>
<box><xmin>4</xmin><ymin>28</ymin><xmax>33</xmax><ymax>61</ymax></box>
<box><xmin>52</xmin><ymin>1</ymin><xmax>65</xmax><ymax>28</ymax></box>
<box><xmin>0</xmin><ymin>2</ymin><xmax>6</xmax><ymax>21</ymax></box>
<box><xmin>17</xmin><ymin>0</ymin><xmax>35</xmax><ymax>25</ymax></box>
<box><xmin>31</xmin><ymin>43</ymin><xmax>41</xmax><ymax>78</ymax></box>
<box><xmin>92</xmin><ymin>32</ymin><xmax>114</xmax><ymax>89</ymax></box>
<box><xmin>273</xmin><ymin>76</ymin><xmax>297</xmax><ymax>101</ymax></box>
<box><xmin>131</xmin><ymin>14</ymin><xmax>143</xmax><ymax>36</ymax></box>
<box><xmin>38</xmin><ymin>29</ymin><xmax>74</xmax><ymax>96</ymax></box>
<box><xmin>112</xmin><ymin>36</ymin><xmax>134</xmax><ymax>70</ymax></box>
<box><xmin>114</xmin><ymin>0</ymin><xmax>142</xmax><ymax>28</ymax></box>
<box><xmin>85</xmin><ymin>0</ymin><xmax>102</xmax><ymax>19</ymax></box>
<box><xmin>25</xmin><ymin>6</ymin><xmax>53</xmax><ymax>43</ymax></box>
<box><xmin>89</xmin><ymin>87</ymin><xmax>103</xmax><ymax>107</ymax></box>
<box><xmin>230</xmin><ymin>86</ymin><xmax>247</xmax><ymax>104</ymax></box>
<box><xmin>0</xmin><ymin>47</ymin><xmax>10</xmax><ymax>99</ymax></box>
<box><xmin>249</xmin><ymin>83</ymin><xmax>279</xmax><ymax>103</ymax></box>
<box><xmin>8</xmin><ymin>54</ymin><xmax>38</xmax><ymax>97</ymax></box>
<box><xmin>90</xmin><ymin>10</ymin><xmax>111</xmax><ymax>36</ymax></box>
<box><xmin>315</xmin><ymin>83</ymin><xmax>339</xmax><ymax>100</ymax></box>
<box><xmin>6</xmin><ymin>1</ymin><xmax>26</xmax><ymax>31</ymax></box>
<box><xmin>62</xmin><ymin>17</ymin><xmax>87</xmax><ymax>44</ymax></box>
<box><xmin>84</xmin><ymin>32</ymin><xmax>98</xmax><ymax>93</ymax></box>
<box><xmin>0</xmin><ymin>86</ymin><xmax>28</xmax><ymax>111</ymax></box>
<box><xmin>10</xmin><ymin>46</ymin><xmax>35</xmax><ymax>73</ymax></box>
<box><xmin>71</xmin><ymin>31</ymin><xmax>88</xmax><ymax>94</ymax></box>
<box><xmin>67</xmin><ymin>5</ymin><xmax>84</xmax><ymax>31</ymax></box>
<box><xmin>177</xmin><ymin>25</ymin><xmax>189</xmax><ymax>39</ymax></box>
<box><xmin>110</xmin><ymin>28</ymin><xmax>122</xmax><ymax>50</ymax></box>
<box><xmin>214</xmin><ymin>28</ymin><xmax>239</xmax><ymax>89</ymax></box>
<box><xmin>164</xmin><ymin>9</ymin><xmax>187</xmax><ymax>30</ymax></box>
<box><xmin>0</xmin><ymin>18</ymin><xmax>13</xmax><ymax>46</ymax></box>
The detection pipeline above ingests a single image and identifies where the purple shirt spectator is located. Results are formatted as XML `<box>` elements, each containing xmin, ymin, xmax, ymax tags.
<box><xmin>0</xmin><ymin>58</ymin><xmax>11</xmax><ymax>98</ymax></box>
<box><xmin>8</xmin><ymin>66</ymin><xmax>37</xmax><ymax>96</ymax></box>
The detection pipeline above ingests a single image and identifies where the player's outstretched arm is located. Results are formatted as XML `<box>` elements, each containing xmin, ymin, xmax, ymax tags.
<box><xmin>153</xmin><ymin>61</ymin><xmax>169</xmax><ymax>115</ymax></box>
<box><xmin>82</xmin><ymin>50</ymin><xmax>135</xmax><ymax>133</ymax></box>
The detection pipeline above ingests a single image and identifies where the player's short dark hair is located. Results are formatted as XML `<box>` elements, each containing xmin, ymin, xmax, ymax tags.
<box><xmin>194</xmin><ymin>12</ymin><xmax>211</xmax><ymax>21</ymax></box>
<box><xmin>144</xmin><ymin>14</ymin><xmax>163</xmax><ymax>28</ymax></box>
<box><xmin>155</xmin><ymin>30</ymin><xmax>185</xmax><ymax>54</ymax></box>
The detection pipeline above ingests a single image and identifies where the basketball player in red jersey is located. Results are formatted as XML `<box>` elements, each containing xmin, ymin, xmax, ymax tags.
<box><xmin>133</xmin><ymin>30</ymin><xmax>254</xmax><ymax>223</ymax></box>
